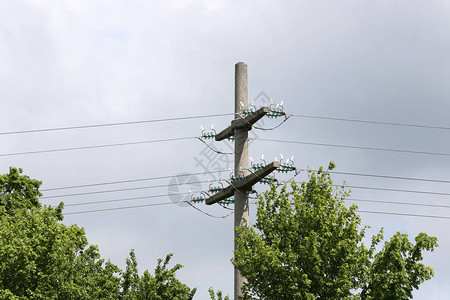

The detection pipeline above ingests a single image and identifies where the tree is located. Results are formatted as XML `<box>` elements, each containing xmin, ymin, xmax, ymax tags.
<box><xmin>0</xmin><ymin>167</ymin><xmax>196</xmax><ymax>299</ymax></box>
<box><xmin>0</xmin><ymin>166</ymin><xmax>43</xmax><ymax>213</ymax></box>
<box><xmin>0</xmin><ymin>168</ymin><xmax>121</xmax><ymax>299</ymax></box>
<box><xmin>120</xmin><ymin>250</ymin><xmax>196</xmax><ymax>300</ymax></box>
<box><xmin>208</xmin><ymin>287</ymin><xmax>230</xmax><ymax>300</ymax></box>
<box><xmin>233</xmin><ymin>163</ymin><xmax>437</xmax><ymax>299</ymax></box>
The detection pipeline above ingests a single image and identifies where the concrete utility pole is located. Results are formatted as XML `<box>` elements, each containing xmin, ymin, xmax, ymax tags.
<box><xmin>205</xmin><ymin>62</ymin><xmax>280</xmax><ymax>299</ymax></box>
<box><xmin>233</xmin><ymin>62</ymin><xmax>249</xmax><ymax>299</ymax></box>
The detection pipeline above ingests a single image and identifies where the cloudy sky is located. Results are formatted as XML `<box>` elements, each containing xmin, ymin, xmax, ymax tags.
<box><xmin>1</xmin><ymin>1</ymin><xmax>449</xmax><ymax>299</ymax></box>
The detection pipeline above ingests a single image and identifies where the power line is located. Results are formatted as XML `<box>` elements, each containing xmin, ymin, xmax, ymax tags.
<box><xmin>347</xmin><ymin>198</ymin><xmax>450</xmax><ymax>209</ymax></box>
<box><xmin>42</xmin><ymin>168</ymin><xmax>450</xmax><ymax>194</ymax></box>
<box><xmin>335</xmin><ymin>184</ymin><xmax>450</xmax><ymax>196</ymax></box>
<box><xmin>63</xmin><ymin>204</ymin><xmax>450</xmax><ymax>220</ymax></box>
<box><xmin>0</xmin><ymin>136</ymin><xmax>196</xmax><ymax>157</ymax></box>
<box><xmin>197</xmin><ymin>138</ymin><xmax>234</xmax><ymax>155</ymax></box>
<box><xmin>41</xmin><ymin>170</ymin><xmax>229</xmax><ymax>191</ymax></box>
<box><xmin>65</xmin><ymin>201</ymin><xmax>187</xmax><ymax>216</ymax></box>
<box><xmin>65</xmin><ymin>192</ymin><xmax>191</xmax><ymax>207</ymax></box>
<box><xmin>6</xmin><ymin>189</ymin><xmax>230</xmax><ymax>216</ymax></box>
<box><xmin>254</xmin><ymin>138</ymin><xmax>450</xmax><ymax>157</ymax></box>
<box><xmin>187</xmin><ymin>202</ymin><xmax>234</xmax><ymax>218</ymax></box>
<box><xmin>357</xmin><ymin>210</ymin><xmax>450</xmax><ymax>220</ymax></box>
<box><xmin>1</xmin><ymin>201</ymin><xmax>188</xmax><ymax>221</ymax></box>
<box><xmin>3</xmin><ymin>197</ymin><xmax>450</xmax><ymax>221</ymax></box>
<box><xmin>41</xmin><ymin>173</ymin><xmax>450</xmax><ymax>201</ymax></box>
<box><xmin>41</xmin><ymin>180</ymin><xmax>213</xmax><ymax>199</ymax></box>
<box><xmin>1</xmin><ymin>112</ymin><xmax>448</xmax><ymax>137</ymax></box>
<box><xmin>291</xmin><ymin>114</ymin><xmax>450</xmax><ymax>131</ymax></box>
<box><xmin>0</xmin><ymin>113</ymin><xmax>234</xmax><ymax>136</ymax></box>
<box><xmin>37</xmin><ymin>184</ymin><xmax>450</xmax><ymax>211</ymax></box>
<box><xmin>323</xmin><ymin>170</ymin><xmax>450</xmax><ymax>184</ymax></box>
<box><xmin>2</xmin><ymin>192</ymin><xmax>192</xmax><ymax>215</ymax></box>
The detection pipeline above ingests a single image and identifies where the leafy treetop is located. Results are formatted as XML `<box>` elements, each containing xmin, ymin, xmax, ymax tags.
<box><xmin>233</xmin><ymin>163</ymin><xmax>438</xmax><ymax>300</ymax></box>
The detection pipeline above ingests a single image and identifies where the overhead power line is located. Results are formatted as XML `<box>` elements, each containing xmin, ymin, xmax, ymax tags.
<box><xmin>291</xmin><ymin>114</ymin><xmax>450</xmax><ymax>131</ymax></box>
<box><xmin>4</xmin><ymin>135</ymin><xmax>448</xmax><ymax>158</ymax></box>
<box><xmin>357</xmin><ymin>210</ymin><xmax>450</xmax><ymax>220</ymax></box>
<box><xmin>65</xmin><ymin>192</ymin><xmax>191</xmax><ymax>207</ymax></box>
<box><xmin>1</xmin><ymin>112</ymin><xmax>447</xmax><ymax>136</ymax></box>
<box><xmin>0</xmin><ymin>136</ymin><xmax>196</xmax><ymax>157</ymax></box>
<box><xmin>0</xmin><ymin>113</ymin><xmax>234</xmax><ymax>136</ymax></box>
<box><xmin>64</xmin><ymin>201</ymin><xmax>186</xmax><ymax>216</ymax></box>
<box><xmin>347</xmin><ymin>198</ymin><xmax>450</xmax><ymax>209</ymax></box>
<box><xmin>1</xmin><ymin>201</ymin><xmax>188</xmax><ymax>221</ymax></box>
<box><xmin>335</xmin><ymin>184</ymin><xmax>450</xmax><ymax>196</ymax></box>
<box><xmin>41</xmin><ymin>168</ymin><xmax>450</xmax><ymax>194</ymax></box>
<box><xmin>41</xmin><ymin>180</ymin><xmax>213</xmax><ymax>199</ymax></box>
<box><xmin>41</xmin><ymin>170</ymin><xmax>229</xmax><ymax>191</ymax></box>
<box><xmin>4</xmin><ymin>201</ymin><xmax>450</xmax><ymax>221</ymax></box>
<box><xmin>324</xmin><ymin>170</ymin><xmax>450</xmax><ymax>184</ymax></box>
<box><xmin>40</xmin><ymin>172</ymin><xmax>450</xmax><ymax>201</ymax></box>
<box><xmin>254</xmin><ymin>138</ymin><xmax>450</xmax><ymax>157</ymax></box>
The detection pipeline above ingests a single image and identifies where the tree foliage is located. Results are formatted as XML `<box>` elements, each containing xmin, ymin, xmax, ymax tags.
<box><xmin>0</xmin><ymin>167</ymin><xmax>196</xmax><ymax>299</ymax></box>
<box><xmin>121</xmin><ymin>250</ymin><xmax>196</xmax><ymax>299</ymax></box>
<box><xmin>208</xmin><ymin>287</ymin><xmax>230</xmax><ymax>300</ymax></box>
<box><xmin>233</xmin><ymin>163</ymin><xmax>438</xmax><ymax>299</ymax></box>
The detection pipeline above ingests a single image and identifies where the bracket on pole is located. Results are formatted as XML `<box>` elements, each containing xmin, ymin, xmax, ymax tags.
<box><xmin>215</xmin><ymin>106</ymin><xmax>270</xmax><ymax>141</ymax></box>
<box><xmin>205</xmin><ymin>161</ymin><xmax>280</xmax><ymax>205</ymax></box>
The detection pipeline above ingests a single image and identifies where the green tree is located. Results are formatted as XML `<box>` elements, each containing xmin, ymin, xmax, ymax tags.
<box><xmin>120</xmin><ymin>250</ymin><xmax>196</xmax><ymax>300</ymax></box>
<box><xmin>0</xmin><ymin>168</ymin><xmax>121</xmax><ymax>299</ymax></box>
<box><xmin>0</xmin><ymin>167</ymin><xmax>43</xmax><ymax>213</ymax></box>
<box><xmin>233</xmin><ymin>163</ymin><xmax>437</xmax><ymax>299</ymax></box>
<box><xmin>209</xmin><ymin>287</ymin><xmax>230</xmax><ymax>300</ymax></box>
<box><xmin>0</xmin><ymin>167</ymin><xmax>196</xmax><ymax>299</ymax></box>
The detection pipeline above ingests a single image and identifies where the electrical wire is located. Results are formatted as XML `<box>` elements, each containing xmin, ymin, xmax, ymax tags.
<box><xmin>248</xmin><ymin>200</ymin><xmax>450</xmax><ymax>220</ymax></box>
<box><xmin>0</xmin><ymin>136</ymin><xmax>197</xmax><ymax>157</ymax></box>
<box><xmin>346</xmin><ymin>198</ymin><xmax>450</xmax><ymax>209</ymax></box>
<box><xmin>356</xmin><ymin>210</ymin><xmax>450</xmax><ymax>220</ymax></box>
<box><xmin>187</xmin><ymin>201</ymin><xmax>234</xmax><ymax>218</ymax></box>
<box><xmin>253</xmin><ymin>138</ymin><xmax>450</xmax><ymax>157</ymax></box>
<box><xmin>1</xmin><ymin>201</ymin><xmax>189</xmax><ymax>221</ymax></box>
<box><xmin>0</xmin><ymin>113</ymin><xmax>234</xmax><ymax>136</ymax></box>
<box><xmin>253</xmin><ymin>114</ymin><xmax>291</xmax><ymax>131</ymax></box>
<box><xmin>41</xmin><ymin>179</ymin><xmax>215</xmax><ymax>200</ymax></box>
<box><xmin>291</xmin><ymin>114</ymin><xmax>450</xmax><ymax>131</ymax></box>
<box><xmin>42</xmin><ymin>167</ymin><xmax>449</xmax><ymax>198</ymax></box>
<box><xmin>2</xmin><ymin>192</ymin><xmax>194</xmax><ymax>216</ymax></box>
<box><xmin>3</xmin><ymin>194</ymin><xmax>450</xmax><ymax>221</ymax></box>
<box><xmin>335</xmin><ymin>184</ymin><xmax>450</xmax><ymax>196</ymax></box>
<box><xmin>219</xmin><ymin>203</ymin><xmax>234</xmax><ymax>210</ymax></box>
<box><xmin>66</xmin><ymin>192</ymin><xmax>192</xmax><ymax>207</ymax></box>
<box><xmin>247</xmin><ymin>195</ymin><xmax>450</xmax><ymax>220</ymax></box>
<box><xmin>260</xmin><ymin>166</ymin><xmax>450</xmax><ymax>187</ymax></box>
<box><xmin>322</xmin><ymin>170</ymin><xmax>450</xmax><ymax>184</ymax></box>
<box><xmin>41</xmin><ymin>169</ymin><xmax>229</xmax><ymax>191</ymax></box>
<box><xmin>2</xmin><ymin>111</ymin><xmax>448</xmax><ymax>136</ymax></box>
<box><xmin>234</xmin><ymin>111</ymin><xmax>291</xmax><ymax>131</ymax></box>
<box><xmin>197</xmin><ymin>137</ymin><xmax>234</xmax><ymax>155</ymax></box>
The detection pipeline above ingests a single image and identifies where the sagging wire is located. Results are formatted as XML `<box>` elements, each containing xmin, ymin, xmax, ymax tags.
<box><xmin>197</xmin><ymin>137</ymin><xmax>233</xmax><ymax>155</ymax></box>
<box><xmin>253</xmin><ymin>114</ymin><xmax>291</xmax><ymax>131</ymax></box>
<box><xmin>187</xmin><ymin>201</ymin><xmax>233</xmax><ymax>218</ymax></box>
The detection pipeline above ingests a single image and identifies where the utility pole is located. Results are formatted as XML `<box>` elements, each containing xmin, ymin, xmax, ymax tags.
<box><xmin>203</xmin><ymin>62</ymin><xmax>278</xmax><ymax>299</ymax></box>
<box><xmin>233</xmin><ymin>62</ymin><xmax>249</xmax><ymax>299</ymax></box>
<box><xmin>201</xmin><ymin>62</ymin><xmax>289</xmax><ymax>299</ymax></box>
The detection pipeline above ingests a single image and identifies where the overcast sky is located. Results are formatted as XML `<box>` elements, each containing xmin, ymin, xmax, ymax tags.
<box><xmin>1</xmin><ymin>1</ymin><xmax>449</xmax><ymax>299</ymax></box>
